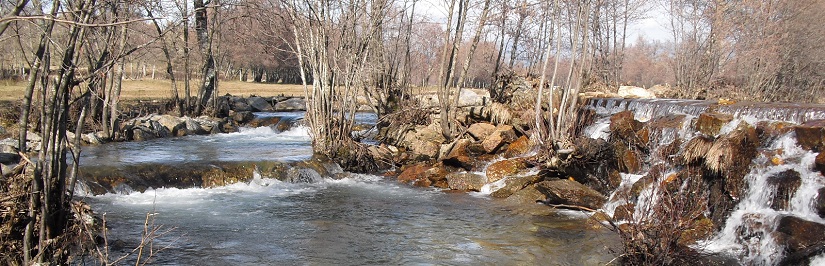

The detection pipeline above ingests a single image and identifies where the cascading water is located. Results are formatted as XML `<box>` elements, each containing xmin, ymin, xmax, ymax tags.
<box><xmin>701</xmin><ymin>133</ymin><xmax>825</xmax><ymax>265</ymax></box>
<box><xmin>583</xmin><ymin>98</ymin><xmax>825</xmax><ymax>265</ymax></box>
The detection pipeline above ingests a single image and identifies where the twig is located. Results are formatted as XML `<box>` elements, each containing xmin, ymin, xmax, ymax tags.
<box><xmin>544</xmin><ymin>203</ymin><xmax>597</xmax><ymax>212</ymax></box>
<box><xmin>0</xmin><ymin>16</ymin><xmax>160</xmax><ymax>27</ymax></box>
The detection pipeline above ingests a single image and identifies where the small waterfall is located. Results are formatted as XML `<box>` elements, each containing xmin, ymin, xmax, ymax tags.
<box><xmin>583</xmin><ymin>98</ymin><xmax>825</xmax><ymax>265</ymax></box>
<box><xmin>701</xmin><ymin>133</ymin><xmax>825</xmax><ymax>265</ymax></box>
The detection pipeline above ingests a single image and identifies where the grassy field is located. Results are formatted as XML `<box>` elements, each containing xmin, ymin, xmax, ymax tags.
<box><xmin>0</xmin><ymin>79</ymin><xmax>307</xmax><ymax>101</ymax></box>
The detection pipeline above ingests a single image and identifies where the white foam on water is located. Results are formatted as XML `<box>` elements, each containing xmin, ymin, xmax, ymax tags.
<box><xmin>810</xmin><ymin>254</ymin><xmax>825</xmax><ymax>265</ymax></box>
<box><xmin>584</xmin><ymin>117</ymin><xmax>612</xmax><ymax>140</ymax></box>
<box><xmin>93</xmin><ymin>178</ymin><xmax>318</xmax><ymax>206</ymax></box>
<box><xmin>602</xmin><ymin>173</ymin><xmax>646</xmax><ymax>218</ymax></box>
<box><xmin>477</xmin><ymin>178</ymin><xmax>508</xmax><ymax>196</ymax></box>
<box><xmin>214</xmin><ymin>125</ymin><xmax>311</xmax><ymax>142</ymax></box>
<box><xmin>700</xmin><ymin>133</ymin><xmax>825</xmax><ymax>265</ymax></box>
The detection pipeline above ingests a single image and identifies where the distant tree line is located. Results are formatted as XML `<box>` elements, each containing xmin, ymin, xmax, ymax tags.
<box><xmin>0</xmin><ymin>0</ymin><xmax>824</xmax><ymax>262</ymax></box>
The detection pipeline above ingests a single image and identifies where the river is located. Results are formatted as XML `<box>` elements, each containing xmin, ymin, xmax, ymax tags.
<box><xmin>77</xmin><ymin>112</ymin><xmax>618</xmax><ymax>265</ymax></box>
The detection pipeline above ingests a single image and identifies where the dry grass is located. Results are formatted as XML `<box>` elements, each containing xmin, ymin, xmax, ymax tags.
<box><xmin>0</xmin><ymin>79</ymin><xmax>307</xmax><ymax>101</ymax></box>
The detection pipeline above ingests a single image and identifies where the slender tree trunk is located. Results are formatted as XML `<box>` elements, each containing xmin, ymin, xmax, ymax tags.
<box><xmin>194</xmin><ymin>0</ymin><xmax>216</xmax><ymax>115</ymax></box>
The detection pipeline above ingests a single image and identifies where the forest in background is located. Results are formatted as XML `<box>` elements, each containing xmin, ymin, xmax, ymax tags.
<box><xmin>1</xmin><ymin>0</ymin><xmax>824</xmax><ymax>103</ymax></box>
<box><xmin>1</xmin><ymin>0</ymin><xmax>825</xmax><ymax>264</ymax></box>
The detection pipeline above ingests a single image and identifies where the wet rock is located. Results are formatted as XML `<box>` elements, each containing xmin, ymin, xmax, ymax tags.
<box><xmin>467</xmin><ymin>123</ymin><xmax>496</xmax><ymax>141</ymax></box>
<box><xmin>426</xmin><ymin>164</ymin><xmax>451</xmax><ymax>189</ymax></box>
<box><xmin>756</xmin><ymin>121</ymin><xmax>794</xmax><ymax>142</ymax></box>
<box><xmin>775</xmin><ymin>215</ymin><xmax>825</xmax><ymax>261</ymax></box>
<box><xmin>503</xmin><ymin>136</ymin><xmax>532</xmax><ymax>158</ymax></box>
<box><xmin>481</xmin><ymin>124</ymin><xmax>516</xmax><ymax>154</ymax></box>
<box><xmin>795</xmin><ymin>120</ymin><xmax>825</xmax><ymax>152</ymax></box>
<box><xmin>202</xmin><ymin>164</ymin><xmax>254</xmax><ymax>187</ymax></box>
<box><xmin>231</xmin><ymin>111</ymin><xmax>254</xmax><ymax>124</ymax></box>
<box><xmin>490</xmin><ymin>174</ymin><xmax>543</xmax><ymax>198</ymax></box>
<box><xmin>649</xmin><ymin>114</ymin><xmax>687</xmax><ymax>130</ymax></box>
<box><xmin>442</xmin><ymin>138</ymin><xmax>481</xmax><ymax>170</ymax></box>
<box><xmin>767</xmin><ymin>169</ymin><xmax>802</xmax><ymax>211</ymax></box>
<box><xmin>695</xmin><ymin>112</ymin><xmax>734</xmax><ymax>136</ymax></box>
<box><xmin>815</xmin><ymin>152</ymin><xmax>825</xmax><ymax>177</ymax></box>
<box><xmin>609</xmin><ymin>111</ymin><xmax>643</xmax><ymax>138</ymax></box>
<box><xmin>446</xmin><ymin>172</ymin><xmax>486</xmax><ymax>191</ymax></box>
<box><xmin>274</xmin><ymin>97</ymin><xmax>306</xmax><ymax>111</ymax></box>
<box><xmin>293</xmin><ymin>154</ymin><xmax>344</xmax><ymax>177</ymax></box>
<box><xmin>247</xmin><ymin>116</ymin><xmax>282</xmax><ymax>128</ymax></box>
<box><xmin>502</xmin><ymin>184</ymin><xmax>547</xmax><ymax>206</ymax></box>
<box><xmin>286</xmin><ymin>167</ymin><xmax>323</xmax><ymax>183</ymax></box>
<box><xmin>247</xmin><ymin>96</ymin><xmax>274</xmax><ymax>112</ymax></box>
<box><xmin>816</xmin><ymin>187</ymin><xmax>825</xmax><ymax>218</ymax></box>
<box><xmin>617</xmin><ymin>86</ymin><xmax>656</xmax><ymax>99</ymax></box>
<box><xmin>398</xmin><ymin>163</ymin><xmax>430</xmax><ymax>184</ymax></box>
<box><xmin>535</xmin><ymin>179</ymin><xmax>607</xmax><ymax>210</ymax></box>
<box><xmin>617</xmin><ymin>146</ymin><xmax>642</xmax><ymax>174</ymax></box>
<box><xmin>485</xmin><ymin>158</ymin><xmax>528</xmax><ymax>183</ymax></box>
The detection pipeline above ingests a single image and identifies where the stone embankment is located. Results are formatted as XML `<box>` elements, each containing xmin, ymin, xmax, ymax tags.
<box><xmin>0</xmin><ymin>95</ymin><xmax>307</xmax><ymax>179</ymax></box>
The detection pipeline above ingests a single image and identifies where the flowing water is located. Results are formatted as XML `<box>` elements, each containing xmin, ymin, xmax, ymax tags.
<box><xmin>78</xmin><ymin>112</ymin><xmax>619</xmax><ymax>265</ymax></box>
<box><xmin>584</xmin><ymin>98</ymin><xmax>825</xmax><ymax>265</ymax></box>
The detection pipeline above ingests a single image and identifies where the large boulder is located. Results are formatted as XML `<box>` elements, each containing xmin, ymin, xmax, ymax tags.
<box><xmin>446</xmin><ymin>172</ymin><xmax>486</xmax><ymax>191</ymax></box>
<box><xmin>230</xmin><ymin>111</ymin><xmax>255</xmax><ymax>124</ymax></box>
<box><xmin>230</xmin><ymin>97</ymin><xmax>253</xmax><ymax>112</ymax></box>
<box><xmin>397</xmin><ymin>163</ymin><xmax>430</xmax><ymax>185</ymax></box>
<box><xmin>151</xmin><ymin>114</ymin><xmax>185</xmax><ymax>135</ymax></box>
<box><xmin>441</xmin><ymin>138</ymin><xmax>482</xmax><ymax>170</ymax></box>
<box><xmin>285</xmin><ymin>167</ymin><xmax>323</xmax><ymax>183</ymax></box>
<box><xmin>503</xmin><ymin>135</ymin><xmax>532</xmax><ymax>158</ymax></box>
<box><xmin>490</xmin><ymin>174</ymin><xmax>543</xmax><ymax>198</ymax></box>
<box><xmin>485</xmin><ymin>158</ymin><xmax>528</xmax><ymax>183</ymax></box>
<box><xmin>535</xmin><ymin>179</ymin><xmax>607</xmax><ymax>210</ymax></box>
<box><xmin>247</xmin><ymin>96</ymin><xmax>275</xmax><ymax>112</ymax></box>
<box><xmin>481</xmin><ymin>125</ymin><xmax>516</xmax><ymax>154</ymax></box>
<box><xmin>617</xmin><ymin>86</ymin><xmax>656</xmax><ymax>99</ymax></box>
<box><xmin>775</xmin><ymin>215</ymin><xmax>825</xmax><ymax>264</ymax></box>
<box><xmin>456</xmin><ymin>88</ymin><xmax>485</xmax><ymax>107</ymax></box>
<box><xmin>795</xmin><ymin>120</ymin><xmax>825</xmax><ymax>152</ymax></box>
<box><xmin>274</xmin><ymin>98</ymin><xmax>306</xmax><ymax>111</ymax></box>
<box><xmin>424</xmin><ymin>163</ymin><xmax>451</xmax><ymax>188</ymax></box>
<box><xmin>183</xmin><ymin>117</ymin><xmax>209</xmax><ymax>135</ymax></box>
<box><xmin>467</xmin><ymin>123</ymin><xmax>496</xmax><ymax>141</ymax></box>
<box><xmin>695</xmin><ymin>112</ymin><xmax>734</xmax><ymax>137</ymax></box>
<box><xmin>400</xmin><ymin>125</ymin><xmax>446</xmax><ymax>160</ymax></box>
<box><xmin>502</xmin><ymin>184</ymin><xmax>547</xmax><ymax>205</ymax></box>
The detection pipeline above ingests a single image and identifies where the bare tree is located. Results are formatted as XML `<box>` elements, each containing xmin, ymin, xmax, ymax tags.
<box><xmin>282</xmin><ymin>0</ymin><xmax>389</xmax><ymax>166</ymax></box>
<box><xmin>193</xmin><ymin>0</ymin><xmax>217</xmax><ymax>115</ymax></box>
